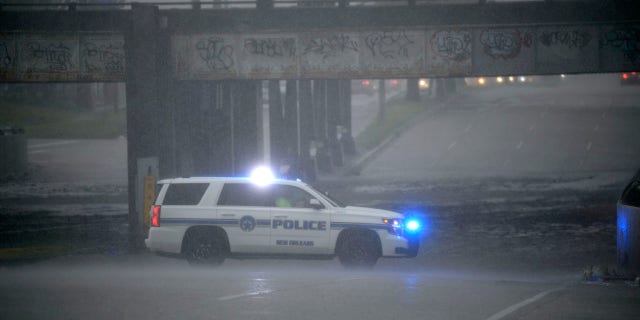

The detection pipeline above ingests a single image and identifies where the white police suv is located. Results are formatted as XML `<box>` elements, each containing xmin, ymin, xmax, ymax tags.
<box><xmin>145</xmin><ymin>170</ymin><xmax>421</xmax><ymax>267</ymax></box>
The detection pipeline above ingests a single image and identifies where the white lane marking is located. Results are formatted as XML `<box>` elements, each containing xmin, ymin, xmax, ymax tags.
<box><xmin>502</xmin><ymin>158</ymin><xmax>510</xmax><ymax>167</ymax></box>
<box><xmin>594</xmin><ymin>124</ymin><xmax>599</xmax><ymax>132</ymax></box>
<box><xmin>484</xmin><ymin>286</ymin><xmax>565</xmax><ymax>320</ymax></box>
<box><xmin>28</xmin><ymin>140</ymin><xmax>77</xmax><ymax>149</ymax></box>
<box><xmin>218</xmin><ymin>290</ymin><xmax>273</xmax><ymax>301</ymax></box>
<box><xmin>516</xmin><ymin>141</ymin><xmax>523</xmax><ymax>150</ymax></box>
<box><xmin>586</xmin><ymin>141</ymin><xmax>592</xmax><ymax>152</ymax></box>
<box><xmin>578</xmin><ymin>159</ymin><xmax>585</xmax><ymax>168</ymax></box>
<box><xmin>540</xmin><ymin>111</ymin><xmax>546</xmax><ymax>119</ymax></box>
<box><xmin>528</xmin><ymin>124</ymin><xmax>535</xmax><ymax>132</ymax></box>
<box><xmin>217</xmin><ymin>277</ymin><xmax>367</xmax><ymax>302</ymax></box>
<box><xmin>464</xmin><ymin>124</ymin><xmax>472</xmax><ymax>134</ymax></box>
<box><xmin>447</xmin><ymin>141</ymin><xmax>457</xmax><ymax>151</ymax></box>
<box><xmin>601</xmin><ymin>111</ymin><xmax>607</xmax><ymax>119</ymax></box>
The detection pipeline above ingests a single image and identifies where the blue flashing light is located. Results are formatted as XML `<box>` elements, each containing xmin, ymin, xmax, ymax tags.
<box><xmin>402</xmin><ymin>209</ymin><xmax>429</xmax><ymax>235</ymax></box>
<box><xmin>618</xmin><ymin>211</ymin><xmax>628</xmax><ymax>233</ymax></box>
<box><xmin>406</xmin><ymin>220</ymin><xmax>420</xmax><ymax>232</ymax></box>
<box><xmin>250</xmin><ymin>166</ymin><xmax>275</xmax><ymax>186</ymax></box>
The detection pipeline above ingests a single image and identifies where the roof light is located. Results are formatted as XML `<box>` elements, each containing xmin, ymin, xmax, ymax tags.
<box><xmin>250</xmin><ymin>166</ymin><xmax>275</xmax><ymax>186</ymax></box>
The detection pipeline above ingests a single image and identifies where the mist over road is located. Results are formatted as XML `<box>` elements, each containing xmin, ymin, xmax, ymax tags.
<box><xmin>2</xmin><ymin>75</ymin><xmax>639</xmax><ymax>319</ymax></box>
<box><xmin>363</xmin><ymin>76</ymin><xmax>640</xmax><ymax>180</ymax></box>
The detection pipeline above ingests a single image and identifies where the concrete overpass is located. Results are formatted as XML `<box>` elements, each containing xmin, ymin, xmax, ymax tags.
<box><xmin>1</xmin><ymin>0</ymin><xmax>639</xmax><ymax>248</ymax></box>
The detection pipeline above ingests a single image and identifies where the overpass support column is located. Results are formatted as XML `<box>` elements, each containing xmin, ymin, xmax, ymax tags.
<box><xmin>269</xmin><ymin>80</ymin><xmax>285</xmax><ymax>167</ymax></box>
<box><xmin>406</xmin><ymin>78</ymin><xmax>420</xmax><ymax>102</ymax></box>
<box><xmin>125</xmin><ymin>4</ymin><xmax>164</xmax><ymax>250</ymax></box>
<box><xmin>313</xmin><ymin>80</ymin><xmax>332</xmax><ymax>173</ymax></box>
<box><xmin>274</xmin><ymin>80</ymin><xmax>316</xmax><ymax>181</ymax></box>
<box><xmin>284</xmin><ymin>79</ymin><xmax>299</xmax><ymax>159</ymax></box>
<box><xmin>327</xmin><ymin>79</ymin><xmax>344</xmax><ymax>167</ymax></box>
<box><xmin>170</xmin><ymin>81</ymin><xmax>200</xmax><ymax>177</ymax></box>
<box><xmin>340</xmin><ymin>79</ymin><xmax>356</xmax><ymax>156</ymax></box>
<box><xmin>158</xmin><ymin>79</ymin><xmax>260</xmax><ymax>180</ymax></box>
<box><xmin>299</xmin><ymin>80</ymin><xmax>316</xmax><ymax>182</ymax></box>
<box><xmin>207</xmin><ymin>81</ymin><xmax>233</xmax><ymax>175</ymax></box>
<box><xmin>231</xmin><ymin>80</ymin><xmax>260</xmax><ymax>176</ymax></box>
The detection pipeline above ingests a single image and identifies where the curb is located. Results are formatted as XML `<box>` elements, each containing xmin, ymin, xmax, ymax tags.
<box><xmin>0</xmin><ymin>246</ymin><xmax>69</xmax><ymax>264</ymax></box>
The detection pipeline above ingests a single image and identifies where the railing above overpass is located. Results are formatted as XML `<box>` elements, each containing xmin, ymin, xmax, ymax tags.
<box><xmin>0</xmin><ymin>0</ymin><xmax>602</xmax><ymax>11</ymax></box>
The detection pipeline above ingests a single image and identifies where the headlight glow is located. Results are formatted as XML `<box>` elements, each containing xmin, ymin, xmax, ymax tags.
<box><xmin>383</xmin><ymin>218</ymin><xmax>403</xmax><ymax>235</ymax></box>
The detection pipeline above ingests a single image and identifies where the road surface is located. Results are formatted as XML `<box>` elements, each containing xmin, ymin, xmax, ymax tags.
<box><xmin>1</xmin><ymin>74</ymin><xmax>639</xmax><ymax>319</ymax></box>
<box><xmin>363</xmin><ymin>76</ymin><xmax>640</xmax><ymax>180</ymax></box>
<box><xmin>0</xmin><ymin>254</ymin><xmax>638</xmax><ymax>320</ymax></box>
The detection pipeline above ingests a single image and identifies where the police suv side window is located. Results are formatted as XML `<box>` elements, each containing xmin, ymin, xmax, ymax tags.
<box><xmin>217</xmin><ymin>183</ymin><xmax>269</xmax><ymax>207</ymax></box>
<box><xmin>162</xmin><ymin>183</ymin><xmax>209</xmax><ymax>205</ymax></box>
<box><xmin>270</xmin><ymin>185</ymin><xmax>321</xmax><ymax>209</ymax></box>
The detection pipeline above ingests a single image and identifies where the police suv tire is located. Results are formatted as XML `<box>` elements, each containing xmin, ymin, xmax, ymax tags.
<box><xmin>337</xmin><ymin>231</ymin><xmax>380</xmax><ymax>268</ymax></box>
<box><xmin>183</xmin><ymin>228</ymin><xmax>227</xmax><ymax>267</ymax></box>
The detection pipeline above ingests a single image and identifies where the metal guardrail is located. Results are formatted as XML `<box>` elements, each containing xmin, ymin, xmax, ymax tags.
<box><xmin>0</xmin><ymin>0</ymin><xmax>556</xmax><ymax>11</ymax></box>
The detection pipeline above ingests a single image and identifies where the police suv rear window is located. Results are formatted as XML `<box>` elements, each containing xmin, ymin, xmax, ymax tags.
<box><xmin>162</xmin><ymin>183</ymin><xmax>209</xmax><ymax>205</ymax></box>
<box><xmin>217</xmin><ymin>183</ymin><xmax>269</xmax><ymax>206</ymax></box>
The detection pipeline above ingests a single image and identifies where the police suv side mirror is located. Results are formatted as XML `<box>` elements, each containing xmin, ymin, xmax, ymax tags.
<box><xmin>309</xmin><ymin>198</ymin><xmax>323</xmax><ymax>210</ymax></box>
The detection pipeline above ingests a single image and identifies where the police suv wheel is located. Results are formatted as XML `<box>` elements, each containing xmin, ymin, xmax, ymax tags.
<box><xmin>337</xmin><ymin>233</ymin><xmax>379</xmax><ymax>268</ymax></box>
<box><xmin>184</xmin><ymin>229</ymin><xmax>227</xmax><ymax>266</ymax></box>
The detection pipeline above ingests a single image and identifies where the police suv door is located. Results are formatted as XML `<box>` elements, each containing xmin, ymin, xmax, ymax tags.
<box><xmin>216</xmin><ymin>183</ymin><xmax>273</xmax><ymax>253</ymax></box>
<box><xmin>268</xmin><ymin>184</ymin><xmax>331</xmax><ymax>254</ymax></box>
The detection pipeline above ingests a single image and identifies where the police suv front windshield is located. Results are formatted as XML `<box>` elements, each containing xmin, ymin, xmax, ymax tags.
<box><xmin>315</xmin><ymin>189</ymin><xmax>345</xmax><ymax>208</ymax></box>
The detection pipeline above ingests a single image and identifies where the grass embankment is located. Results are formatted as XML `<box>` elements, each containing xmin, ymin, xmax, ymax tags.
<box><xmin>0</xmin><ymin>104</ymin><xmax>126</xmax><ymax>139</ymax></box>
<box><xmin>355</xmin><ymin>97</ymin><xmax>429</xmax><ymax>151</ymax></box>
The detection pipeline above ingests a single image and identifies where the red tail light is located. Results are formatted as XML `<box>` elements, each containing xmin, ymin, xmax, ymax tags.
<box><xmin>152</xmin><ymin>205</ymin><xmax>161</xmax><ymax>227</ymax></box>
<box><xmin>623</xmin><ymin>73</ymin><xmax>629</xmax><ymax>79</ymax></box>
<box><xmin>362</xmin><ymin>80</ymin><xmax>370</xmax><ymax>86</ymax></box>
